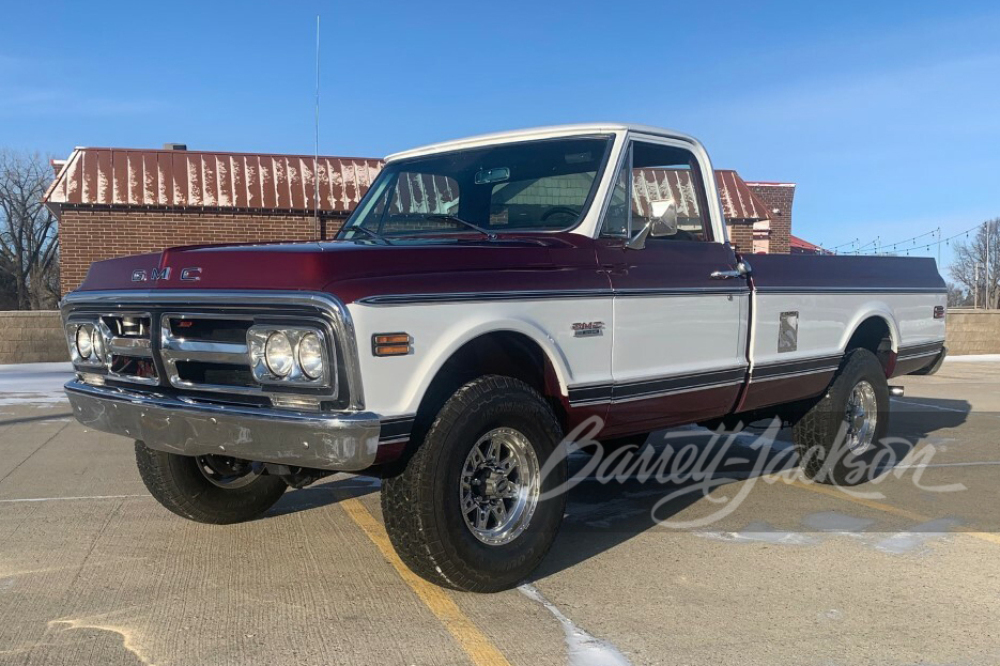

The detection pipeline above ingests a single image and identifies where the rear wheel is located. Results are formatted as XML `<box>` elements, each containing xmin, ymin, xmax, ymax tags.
<box><xmin>792</xmin><ymin>349</ymin><xmax>890</xmax><ymax>485</ymax></box>
<box><xmin>135</xmin><ymin>442</ymin><xmax>287</xmax><ymax>524</ymax></box>
<box><xmin>381</xmin><ymin>375</ymin><xmax>567</xmax><ymax>592</ymax></box>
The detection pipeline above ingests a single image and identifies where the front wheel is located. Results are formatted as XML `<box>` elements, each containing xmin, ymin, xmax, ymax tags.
<box><xmin>792</xmin><ymin>349</ymin><xmax>891</xmax><ymax>486</ymax></box>
<box><xmin>382</xmin><ymin>376</ymin><xmax>567</xmax><ymax>592</ymax></box>
<box><xmin>135</xmin><ymin>442</ymin><xmax>287</xmax><ymax>524</ymax></box>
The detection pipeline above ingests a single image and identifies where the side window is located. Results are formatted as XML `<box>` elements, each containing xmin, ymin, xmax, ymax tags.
<box><xmin>600</xmin><ymin>152</ymin><xmax>630</xmax><ymax>236</ymax></box>
<box><xmin>630</xmin><ymin>142</ymin><xmax>711</xmax><ymax>242</ymax></box>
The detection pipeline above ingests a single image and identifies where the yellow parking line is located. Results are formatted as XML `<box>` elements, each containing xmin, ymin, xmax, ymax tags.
<box><xmin>339</xmin><ymin>497</ymin><xmax>513</xmax><ymax>666</ymax></box>
<box><xmin>780</xmin><ymin>478</ymin><xmax>1000</xmax><ymax>546</ymax></box>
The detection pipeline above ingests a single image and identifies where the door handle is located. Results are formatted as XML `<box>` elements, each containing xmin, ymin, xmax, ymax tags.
<box><xmin>711</xmin><ymin>261</ymin><xmax>752</xmax><ymax>280</ymax></box>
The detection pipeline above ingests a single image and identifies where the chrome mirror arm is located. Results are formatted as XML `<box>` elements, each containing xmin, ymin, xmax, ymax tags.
<box><xmin>625</xmin><ymin>222</ymin><xmax>652</xmax><ymax>250</ymax></box>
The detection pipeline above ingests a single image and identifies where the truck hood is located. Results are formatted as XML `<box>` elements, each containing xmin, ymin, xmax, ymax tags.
<box><xmin>75</xmin><ymin>235</ymin><xmax>604</xmax><ymax>304</ymax></box>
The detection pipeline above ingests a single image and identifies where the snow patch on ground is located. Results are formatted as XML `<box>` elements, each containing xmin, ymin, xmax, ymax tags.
<box><xmin>944</xmin><ymin>354</ymin><xmax>1000</xmax><ymax>363</ymax></box>
<box><xmin>874</xmin><ymin>519</ymin><xmax>960</xmax><ymax>555</ymax></box>
<box><xmin>0</xmin><ymin>362</ymin><xmax>73</xmax><ymax>408</ymax></box>
<box><xmin>695</xmin><ymin>521</ymin><xmax>818</xmax><ymax>545</ymax></box>
<box><xmin>519</xmin><ymin>583</ymin><xmax>632</xmax><ymax>666</ymax></box>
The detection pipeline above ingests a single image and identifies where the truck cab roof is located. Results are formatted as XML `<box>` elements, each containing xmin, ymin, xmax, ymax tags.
<box><xmin>385</xmin><ymin>123</ymin><xmax>702</xmax><ymax>163</ymax></box>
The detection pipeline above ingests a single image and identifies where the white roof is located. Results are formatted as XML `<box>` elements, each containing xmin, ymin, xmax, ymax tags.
<box><xmin>385</xmin><ymin>123</ymin><xmax>701</xmax><ymax>162</ymax></box>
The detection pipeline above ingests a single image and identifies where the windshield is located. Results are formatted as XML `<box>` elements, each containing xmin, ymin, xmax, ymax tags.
<box><xmin>337</xmin><ymin>136</ymin><xmax>612</xmax><ymax>238</ymax></box>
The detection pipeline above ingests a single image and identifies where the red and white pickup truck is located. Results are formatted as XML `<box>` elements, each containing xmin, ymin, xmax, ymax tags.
<box><xmin>62</xmin><ymin>124</ymin><xmax>947</xmax><ymax>592</ymax></box>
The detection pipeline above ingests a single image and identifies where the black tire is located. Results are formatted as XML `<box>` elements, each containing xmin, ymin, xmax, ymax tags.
<box><xmin>792</xmin><ymin>349</ymin><xmax>891</xmax><ymax>486</ymax></box>
<box><xmin>381</xmin><ymin>376</ymin><xmax>567</xmax><ymax>593</ymax></box>
<box><xmin>135</xmin><ymin>442</ymin><xmax>287</xmax><ymax>524</ymax></box>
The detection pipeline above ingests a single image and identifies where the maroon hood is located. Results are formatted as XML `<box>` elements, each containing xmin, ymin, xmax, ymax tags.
<box><xmin>76</xmin><ymin>234</ymin><xmax>607</xmax><ymax>304</ymax></box>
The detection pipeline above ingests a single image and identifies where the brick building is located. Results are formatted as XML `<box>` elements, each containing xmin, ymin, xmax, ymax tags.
<box><xmin>44</xmin><ymin>145</ymin><xmax>797</xmax><ymax>294</ymax></box>
<box><xmin>745</xmin><ymin>181</ymin><xmax>796</xmax><ymax>255</ymax></box>
<box><xmin>44</xmin><ymin>146</ymin><xmax>381</xmax><ymax>294</ymax></box>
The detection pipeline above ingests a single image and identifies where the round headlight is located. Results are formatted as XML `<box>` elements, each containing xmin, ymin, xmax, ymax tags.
<box><xmin>75</xmin><ymin>325</ymin><xmax>94</xmax><ymax>359</ymax></box>
<box><xmin>91</xmin><ymin>328</ymin><xmax>106</xmax><ymax>362</ymax></box>
<box><xmin>264</xmin><ymin>332</ymin><xmax>294</xmax><ymax>377</ymax></box>
<box><xmin>297</xmin><ymin>332</ymin><xmax>324</xmax><ymax>380</ymax></box>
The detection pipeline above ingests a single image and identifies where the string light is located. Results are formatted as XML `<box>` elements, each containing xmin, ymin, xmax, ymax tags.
<box><xmin>825</xmin><ymin>223</ymin><xmax>985</xmax><ymax>257</ymax></box>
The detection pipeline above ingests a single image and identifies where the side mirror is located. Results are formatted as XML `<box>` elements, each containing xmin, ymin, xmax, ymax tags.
<box><xmin>648</xmin><ymin>200</ymin><xmax>678</xmax><ymax>237</ymax></box>
<box><xmin>627</xmin><ymin>200</ymin><xmax>678</xmax><ymax>250</ymax></box>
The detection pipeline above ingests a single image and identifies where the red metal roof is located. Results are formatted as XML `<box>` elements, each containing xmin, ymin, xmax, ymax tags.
<box><xmin>714</xmin><ymin>171</ymin><xmax>773</xmax><ymax>221</ymax></box>
<box><xmin>44</xmin><ymin>147</ymin><xmax>383</xmax><ymax>214</ymax></box>
<box><xmin>44</xmin><ymin>147</ymin><xmax>772</xmax><ymax>223</ymax></box>
<box><xmin>632</xmin><ymin>169</ymin><xmax>772</xmax><ymax>222</ymax></box>
<box><xmin>790</xmin><ymin>234</ymin><xmax>828</xmax><ymax>253</ymax></box>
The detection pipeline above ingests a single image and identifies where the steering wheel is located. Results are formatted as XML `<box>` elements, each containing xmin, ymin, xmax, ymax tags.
<box><xmin>541</xmin><ymin>206</ymin><xmax>580</xmax><ymax>225</ymax></box>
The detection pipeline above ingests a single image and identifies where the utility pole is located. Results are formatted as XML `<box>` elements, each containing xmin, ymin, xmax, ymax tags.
<box><xmin>974</xmin><ymin>263</ymin><xmax>980</xmax><ymax>309</ymax></box>
<box><xmin>987</xmin><ymin>221</ymin><xmax>992</xmax><ymax>310</ymax></box>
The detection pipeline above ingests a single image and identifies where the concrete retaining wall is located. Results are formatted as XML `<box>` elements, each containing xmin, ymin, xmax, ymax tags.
<box><xmin>946</xmin><ymin>309</ymin><xmax>1000</xmax><ymax>356</ymax></box>
<box><xmin>0</xmin><ymin>311</ymin><xmax>68</xmax><ymax>364</ymax></box>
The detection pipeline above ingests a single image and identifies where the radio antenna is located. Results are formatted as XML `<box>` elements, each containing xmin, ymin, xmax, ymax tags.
<box><xmin>313</xmin><ymin>14</ymin><xmax>321</xmax><ymax>232</ymax></box>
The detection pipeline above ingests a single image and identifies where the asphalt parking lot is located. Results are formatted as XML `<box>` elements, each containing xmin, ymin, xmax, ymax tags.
<box><xmin>1</xmin><ymin>360</ymin><xmax>999</xmax><ymax>666</ymax></box>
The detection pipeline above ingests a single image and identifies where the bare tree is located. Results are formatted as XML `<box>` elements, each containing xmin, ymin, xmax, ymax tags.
<box><xmin>949</xmin><ymin>219</ymin><xmax>1000</xmax><ymax>309</ymax></box>
<box><xmin>0</xmin><ymin>150</ymin><xmax>60</xmax><ymax>309</ymax></box>
<box><xmin>946</xmin><ymin>282</ymin><xmax>972</xmax><ymax>308</ymax></box>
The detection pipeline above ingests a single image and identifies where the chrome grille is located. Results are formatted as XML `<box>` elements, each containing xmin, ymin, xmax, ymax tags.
<box><xmin>62</xmin><ymin>291</ymin><xmax>362</xmax><ymax>411</ymax></box>
<box><xmin>160</xmin><ymin>314</ymin><xmax>256</xmax><ymax>394</ymax></box>
<box><xmin>99</xmin><ymin>313</ymin><xmax>158</xmax><ymax>384</ymax></box>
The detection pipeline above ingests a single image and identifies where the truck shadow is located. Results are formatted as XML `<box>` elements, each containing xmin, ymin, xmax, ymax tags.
<box><xmin>535</xmin><ymin>396</ymin><xmax>971</xmax><ymax>579</ymax></box>
<box><xmin>258</xmin><ymin>396</ymin><xmax>971</xmax><ymax>572</ymax></box>
<box><xmin>266</xmin><ymin>475</ymin><xmax>381</xmax><ymax>517</ymax></box>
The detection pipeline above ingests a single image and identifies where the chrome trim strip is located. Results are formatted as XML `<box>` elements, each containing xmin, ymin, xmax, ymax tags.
<box><xmin>358</xmin><ymin>287</ymin><xmax>747</xmax><ymax>306</ymax></box>
<box><xmin>62</xmin><ymin>290</ymin><xmax>366</xmax><ymax>410</ymax></box>
<box><xmin>108</xmin><ymin>336</ymin><xmax>153</xmax><ymax>357</ymax></box>
<box><xmin>567</xmin><ymin>366</ymin><xmax>747</xmax><ymax>406</ymax></box>
<box><xmin>161</xmin><ymin>339</ymin><xmax>247</xmax><ymax>363</ymax></box>
<box><xmin>608</xmin><ymin>379</ymin><xmax>744</xmax><ymax>404</ymax></box>
<box><xmin>897</xmin><ymin>350</ymin><xmax>942</xmax><ymax>361</ymax></box>
<box><xmin>360</xmin><ymin>290</ymin><xmax>611</xmax><ymax>305</ymax></box>
<box><xmin>751</xmin><ymin>354</ymin><xmax>843</xmax><ymax>380</ymax></box>
<box><xmin>613</xmin><ymin>288</ymin><xmax>749</xmax><ymax>298</ymax></box>
<box><xmin>755</xmin><ymin>287</ymin><xmax>947</xmax><ymax>295</ymax></box>
<box><xmin>897</xmin><ymin>340</ymin><xmax>946</xmax><ymax>357</ymax></box>
<box><xmin>749</xmin><ymin>367</ymin><xmax>838</xmax><ymax>383</ymax></box>
<box><xmin>65</xmin><ymin>380</ymin><xmax>382</xmax><ymax>472</ymax></box>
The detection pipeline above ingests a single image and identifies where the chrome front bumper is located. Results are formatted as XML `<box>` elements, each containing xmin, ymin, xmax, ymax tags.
<box><xmin>65</xmin><ymin>380</ymin><xmax>383</xmax><ymax>471</ymax></box>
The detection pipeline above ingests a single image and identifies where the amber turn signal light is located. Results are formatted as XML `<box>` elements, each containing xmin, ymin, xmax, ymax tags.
<box><xmin>372</xmin><ymin>333</ymin><xmax>413</xmax><ymax>357</ymax></box>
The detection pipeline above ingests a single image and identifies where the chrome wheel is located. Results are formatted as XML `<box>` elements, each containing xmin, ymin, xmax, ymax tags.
<box><xmin>459</xmin><ymin>427</ymin><xmax>540</xmax><ymax>546</ymax></box>
<box><xmin>195</xmin><ymin>455</ymin><xmax>264</xmax><ymax>489</ymax></box>
<box><xmin>844</xmin><ymin>380</ymin><xmax>878</xmax><ymax>454</ymax></box>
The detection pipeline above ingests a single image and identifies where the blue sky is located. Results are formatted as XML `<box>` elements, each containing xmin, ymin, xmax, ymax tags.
<box><xmin>2</xmin><ymin>0</ymin><xmax>998</xmax><ymax>268</ymax></box>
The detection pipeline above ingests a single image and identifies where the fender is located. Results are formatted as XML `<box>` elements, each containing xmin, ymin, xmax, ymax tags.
<box><xmin>406</xmin><ymin>317</ymin><xmax>572</xmax><ymax>412</ymax></box>
<box><xmin>839</xmin><ymin>301</ymin><xmax>901</xmax><ymax>354</ymax></box>
<box><xmin>348</xmin><ymin>303</ymin><xmax>584</xmax><ymax>417</ymax></box>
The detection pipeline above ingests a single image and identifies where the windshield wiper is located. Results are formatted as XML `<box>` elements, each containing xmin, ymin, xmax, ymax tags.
<box><xmin>344</xmin><ymin>225</ymin><xmax>389</xmax><ymax>244</ymax></box>
<box><xmin>425</xmin><ymin>214</ymin><xmax>497</xmax><ymax>239</ymax></box>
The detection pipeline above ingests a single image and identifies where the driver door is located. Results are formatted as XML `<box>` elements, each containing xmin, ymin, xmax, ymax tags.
<box><xmin>597</xmin><ymin>138</ymin><xmax>749</xmax><ymax>433</ymax></box>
